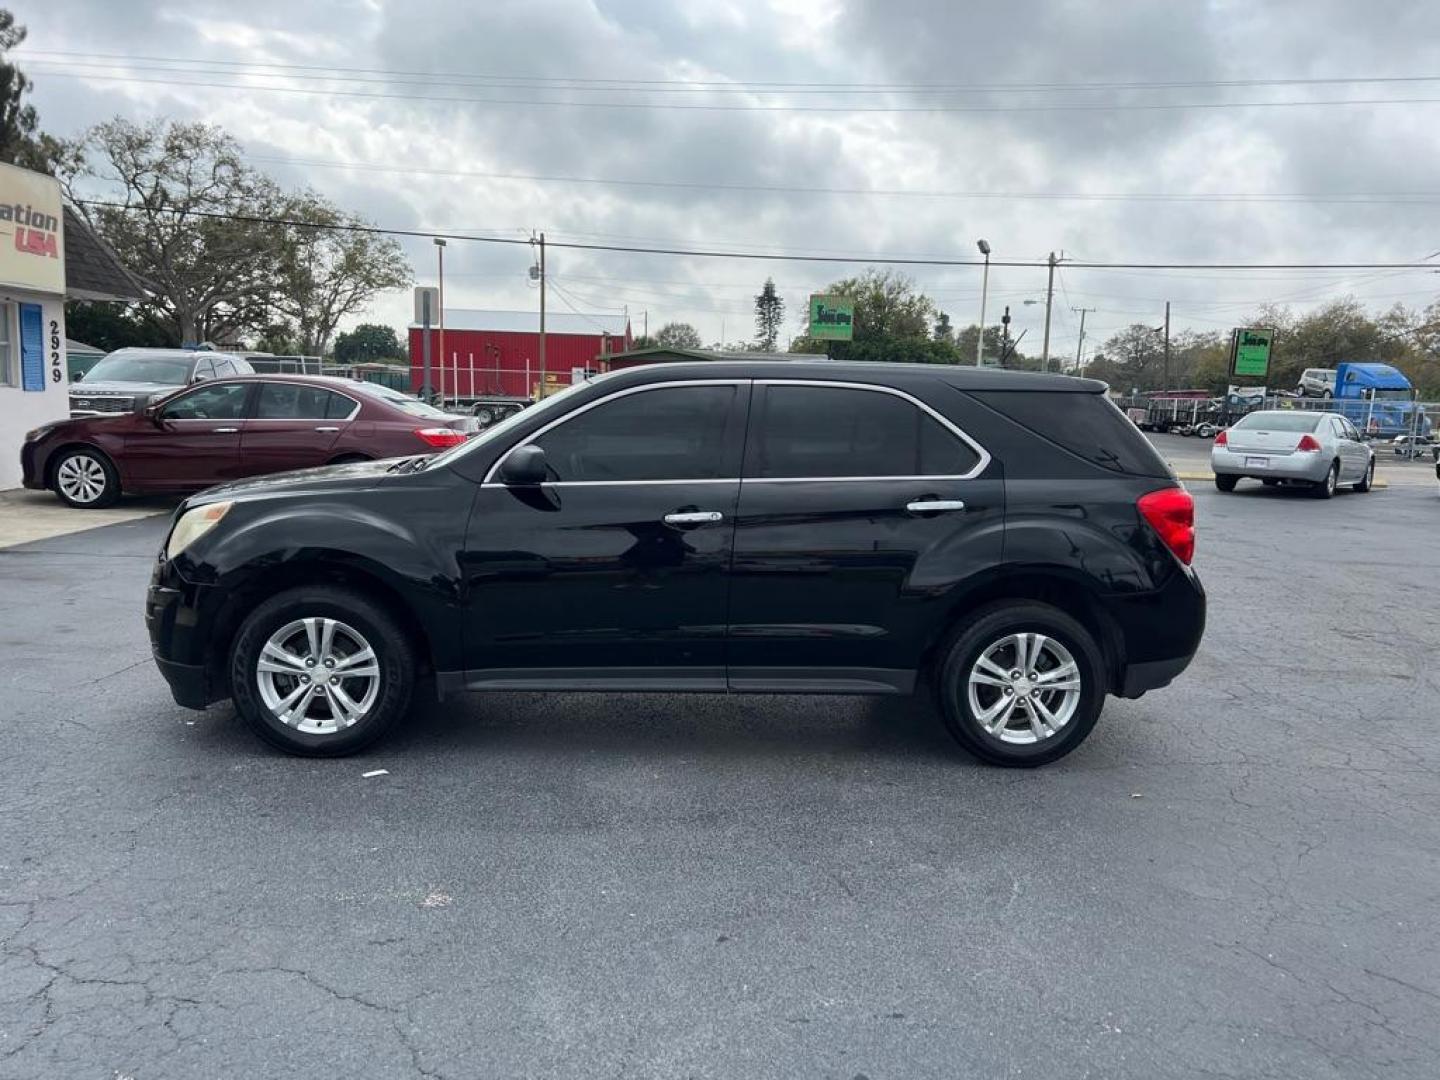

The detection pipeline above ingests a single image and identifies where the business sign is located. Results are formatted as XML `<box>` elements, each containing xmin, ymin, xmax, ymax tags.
<box><xmin>808</xmin><ymin>294</ymin><xmax>855</xmax><ymax>341</ymax></box>
<box><xmin>1230</xmin><ymin>327</ymin><xmax>1275</xmax><ymax>378</ymax></box>
<box><xmin>413</xmin><ymin>286</ymin><xmax>440</xmax><ymax>325</ymax></box>
<box><xmin>0</xmin><ymin>162</ymin><xmax>64</xmax><ymax>294</ymax></box>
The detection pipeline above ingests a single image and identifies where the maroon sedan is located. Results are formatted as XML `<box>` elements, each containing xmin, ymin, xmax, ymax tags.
<box><xmin>22</xmin><ymin>374</ymin><xmax>476</xmax><ymax>508</ymax></box>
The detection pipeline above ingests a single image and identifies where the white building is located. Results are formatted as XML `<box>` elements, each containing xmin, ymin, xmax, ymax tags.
<box><xmin>0</xmin><ymin>163</ymin><xmax>140</xmax><ymax>490</ymax></box>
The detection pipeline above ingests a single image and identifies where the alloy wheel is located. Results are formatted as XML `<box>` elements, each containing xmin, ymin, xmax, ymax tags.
<box><xmin>966</xmin><ymin>632</ymin><xmax>1082</xmax><ymax>745</ymax></box>
<box><xmin>56</xmin><ymin>454</ymin><xmax>108</xmax><ymax>504</ymax></box>
<box><xmin>256</xmin><ymin>617</ymin><xmax>381</xmax><ymax>735</ymax></box>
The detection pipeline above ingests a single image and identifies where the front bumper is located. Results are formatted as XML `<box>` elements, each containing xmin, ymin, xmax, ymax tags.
<box><xmin>1211</xmin><ymin>447</ymin><xmax>1330</xmax><ymax>482</ymax></box>
<box><xmin>146</xmin><ymin>560</ymin><xmax>226</xmax><ymax>710</ymax></box>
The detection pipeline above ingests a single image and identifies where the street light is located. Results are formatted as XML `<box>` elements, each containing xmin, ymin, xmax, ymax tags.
<box><xmin>976</xmin><ymin>239</ymin><xmax>991</xmax><ymax>367</ymax></box>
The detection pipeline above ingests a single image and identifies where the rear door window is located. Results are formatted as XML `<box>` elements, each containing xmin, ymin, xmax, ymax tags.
<box><xmin>746</xmin><ymin>385</ymin><xmax>980</xmax><ymax>479</ymax></box>
<box><xmin>256</xmin><ymin>383</ymin><xmax>353</xmax><ymax>420</ymax></box>
<box><xmin>972</xmin><ymin>390</ymin><xmax>1171</xmax><ymax>476</ymax></box>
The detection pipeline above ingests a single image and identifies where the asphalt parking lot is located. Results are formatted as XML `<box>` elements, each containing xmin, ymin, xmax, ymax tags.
<box><xmin>3</xmin><ymin>469</ymin><xmax>1439</xmax><ymax>1078</ymax></box>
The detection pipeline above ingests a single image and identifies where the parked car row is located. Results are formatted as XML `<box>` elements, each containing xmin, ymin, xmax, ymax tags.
<box><xmin>24</xmin><ymin>373</ymin><xmax>477</xmax><ymax>508</ymax></box>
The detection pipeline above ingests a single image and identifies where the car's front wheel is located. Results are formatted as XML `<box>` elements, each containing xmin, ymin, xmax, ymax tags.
<box><xmin>935</xmin><ymin>602</ymin><xmax>1106</xmax><ymax>767</ymax></box>
<box><xmin>51</xmin><ymin>447</ymin><xmax>120</xmax><ymax>509</ymax></box>
<box><xmin>229</xmin><ymin>586</ymin><xmax>415</xmax><ymax>756</ymax></box>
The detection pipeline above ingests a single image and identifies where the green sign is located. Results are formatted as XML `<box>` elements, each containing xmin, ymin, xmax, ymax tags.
<box><xmin>809</xmin><ymin>294</ymin><xmax>855</xmax><ymax>341</ymax></box>
<box><xmin>1232</xmin><ymin>327</ymin><xmax>1275</xmax><ymax>378</ymax></box>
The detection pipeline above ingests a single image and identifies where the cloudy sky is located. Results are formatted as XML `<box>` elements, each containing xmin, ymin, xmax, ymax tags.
<box><xmin>20</xmin><ymin>0</ymin><xmax>1440</xmax><ymax>360</ymax></box>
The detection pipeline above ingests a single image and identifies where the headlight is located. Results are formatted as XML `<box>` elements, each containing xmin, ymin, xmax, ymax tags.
<box><xmin>166</xmin><ymin>502</ymin><xmax>232</xmax><ymax>560</ymax></box>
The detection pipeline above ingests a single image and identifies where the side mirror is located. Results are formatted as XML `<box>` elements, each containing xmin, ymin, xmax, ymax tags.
<box><xmin>72</xmin><ymin>370</ymin><xmax>83</xmax><ymax>382</ymax></box>
<box><xmin>498</xmin><ymin>444</ymin><xmax>548</xmax><ymax>486</ymax></box>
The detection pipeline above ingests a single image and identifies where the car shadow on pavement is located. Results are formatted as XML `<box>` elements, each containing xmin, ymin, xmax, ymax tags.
<box><xmin>185</xmin><ymin>688</ymin><xmax>977</xmax><ymax>767</ymax></box>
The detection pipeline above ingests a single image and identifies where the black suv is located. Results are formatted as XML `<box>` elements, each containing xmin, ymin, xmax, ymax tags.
<box><xmin>146</xmin><ymin>361</ymin><xmax>1204</xmax><ymax>766</ymax></box>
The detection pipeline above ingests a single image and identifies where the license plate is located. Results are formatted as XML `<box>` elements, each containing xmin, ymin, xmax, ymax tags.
<box><xmin>1245</xmin><ymin>456</ymin><xmax>1269</xmax><ymax>468</ymax></box>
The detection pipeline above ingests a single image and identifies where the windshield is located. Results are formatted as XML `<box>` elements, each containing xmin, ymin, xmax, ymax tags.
<box><xmin>85</xmin><ymin>353</ymin><xmax>193</xmax><ymax>384</ymax></box>
<box><xmin>1233</xmin><ymin>412</ymin><xmax>1322</xmax><ymax>432</ymax></box>
<box><xmin>1372</xmin><ymin>389</ymin><xmax>1412</xmax><ymax>402</ymax></box>
<box><xmin>355</xmin><ymin>383</ymin><xmax>453</xmax><ymax>419</ymax></box>
<box><xmin>426</xmin><ymin>380</ymin><xmax>595</xmax><ymax>469</ymax></box>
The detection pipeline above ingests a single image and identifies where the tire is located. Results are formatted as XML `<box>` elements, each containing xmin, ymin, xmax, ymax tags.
<box><xmin>1321</xmin><ymin>390</ymin><xmax>1332</xmax><ymax>399</ymax></box>
<box><xmin>1215</xmin><ymin>474</ymin><xmax>1238</xmax><ymax>492</ymax></box>
<box><xmin>1312</xmin><ymin>461</ymin><xmax>1339</xmax><ymax>499</ymax></box>
<box><xmin>229</xmin><ymin>586</ymin><xmax>415</xmax><ymax>757</ymax></box>
<box><xmin>1354</xmin><ymin>456</ymin><xmax>1375</xmax><ymax>493</ymax></box>
<box><xmin>474</xmin><ymin>406</ymin><xmax>495</xmax><ymax>425</ymax></box>
<box><xmin>51</xmin><ymin>447</ymin><xmax>120</xmax><ymax>509</ymax></box>
<box><xmin>935</xmin><ymin>601</ymin><xmax>1106</xmax><ymax>767</ymax></box>
<box><xmin>1261</xmin><ymin>478</ymin><xmax>1279</xmax><ymax>487</ymax></box>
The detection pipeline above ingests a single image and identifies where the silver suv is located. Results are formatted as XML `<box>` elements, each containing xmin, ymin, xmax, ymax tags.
<box><xmin>1297</xmin><ymin>367</ymin><xmax>1337</xmax><ymax>398</ymax></box>
<box><xmin>69</xmin><ymin>348</ymin><xmax>254</xmax><ymax>417</ymax></box>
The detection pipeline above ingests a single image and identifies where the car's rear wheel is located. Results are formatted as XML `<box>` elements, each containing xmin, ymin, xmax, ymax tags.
<box><xmin>1215</xmin><ymin>474</ymin><xmax>1238</xmax><ymax>492</ymax></box>
<box><xmin>229</xmin><ymin>586</ymin><xmax>414</xmax><ymax>756</ymax></box>
<box><xmin>1312</xmin><ymin>461</ymin><xmax>1339</xmax><ymax>499</ymax></box>
<box><xmin>51</xmin><ymin>447</ymin><xmax>119</xmax><ymax>509</ymax></box>
<box><xmin>1354</xmin><ymin>457</ymin><xmax>1375</xmax><ymax>493</ymax></box>
<box><xmin>935</xmin><ymin>602</ymin><xmax>1105</xmax><ymax>767</ymax></box>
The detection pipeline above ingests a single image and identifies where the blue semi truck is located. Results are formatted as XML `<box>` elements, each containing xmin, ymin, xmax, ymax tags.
<box><xmin>1330</xmin><ymin>362</ymin><xmax>1431</xmax><ymax>438</ymax></box>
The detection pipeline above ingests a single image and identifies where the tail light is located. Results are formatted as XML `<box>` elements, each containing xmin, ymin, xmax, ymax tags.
<box><xmin>414</xmin><ymin>427</ymin><xmax>468</xmax><ymax>449</ymax></box>
<box><xmin>1296</xmin><ymin>434</ymin><xmax>1322</xmax><ymax>452</ymax></box>
<box><xmin>1213</xmin><ymin>429</ymin><xmax>1228</xmax><ymax>446</ymax></box>
<box><xmin>1137</xmin><ymin>487</ymin><xmax>1195</xmax><ymax>565</ymax></box>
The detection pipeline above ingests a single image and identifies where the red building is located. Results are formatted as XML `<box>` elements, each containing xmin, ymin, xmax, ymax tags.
<box><xmin>407</xmin><ymin>309</ymin><xmax>631</xmax><ymax>400</ymax></box>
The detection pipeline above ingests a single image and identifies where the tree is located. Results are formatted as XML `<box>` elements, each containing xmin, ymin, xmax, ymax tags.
<box><xmin>793</xmin><ymin>269</ymin><xmax>939</xmax><ymax>363</ymax></box>
<box><xmin>64</xmin><ymin>301</ymin><xmax>176</xmax><ymax>352</ymax></box>
<box><xmin>934</xmin><ymin>311</ymin><xmax>954</xmax><ymax>343</ymax></box>
<box><xmin>754</xmin><ymin>277</ymin><xmax>785</xmax><ymax>351</ymax></box>
<box><xmin>60</xmin><ymin>119</ymin><xmax>289</xmax><ymax>345</ymax></box>
<box><xmin>654</xmin><ymin>322</ymin><xmax>702</xmax><ymax>348</ymax></box>
<box><xmin>1097</xmin><ymin>324</ymin><xmax>1167</xmax><ymax>392</ymax></box>
<box><xmin>0</xmin><ymin>11</ymin><xmax>62</xmax><ymax>172</ymax></box>
<box><xmin>334</xmin><ymin>323</ymin><xmax>404</xmax><ymax>364</ymax></box>
<box><xmin>271</xmin><ymin>192</ymin><xmax>411</xmax><ymax>356</ymax></box>
<box><xmin>954</xmin><ymin>323</ymin><xmax>1026</xmax><ymax>368</ymax></box>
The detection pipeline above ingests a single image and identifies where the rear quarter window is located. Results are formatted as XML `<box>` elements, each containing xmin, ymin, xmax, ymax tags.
<box><xmin>970</xmin><ymin>390</ymin><xmax>1171</xmax><ymax>477</ymax></box>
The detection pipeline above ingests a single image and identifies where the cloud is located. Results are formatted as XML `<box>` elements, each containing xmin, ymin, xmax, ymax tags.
<box><xmin>23</xmin><ymin>0</ymin><xmax>1440</xmax><ymax>355</ymax></box>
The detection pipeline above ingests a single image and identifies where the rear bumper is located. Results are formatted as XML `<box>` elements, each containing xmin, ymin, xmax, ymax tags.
<box><xmin>1106</xmin><ymin>564</ymin><xmax>1205</xmax><ymax>699</ymax></box>
<box><xmin>1212</xmin><ymin>447</ymin><xmax>1330</xmax><ymax>482</ymax></box>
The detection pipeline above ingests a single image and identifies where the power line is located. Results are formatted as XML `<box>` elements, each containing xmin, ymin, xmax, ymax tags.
<box><xmin>20</xmin><ymin>50</ymin><xmax>1440</xmax><ymax>95</ymax></box>
<box><xmin>31</xmin><ymin>67</ymin><xmax>1440</xmax><ymax>114</ymax></box>
<box><xmin>242</xmin><ymin>153</ymin><xmax>1440</xmax><ymax>205</ymax></box>
<box><xmin>70</xmin><ymin>199</ymin><xmax>1440</xmax><ymax>271</ymax></box>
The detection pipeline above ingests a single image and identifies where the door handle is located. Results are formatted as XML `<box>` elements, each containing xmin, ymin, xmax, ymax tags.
<box><xmin>663</xmin><ymin>511</ymin><xmax>724</xmax><ymax>526</ymax></box>
<box><xmin>314</xmin><ymin>426</ymin><xmax>340</xmax><ymax>433</ymax></box>
<box><xmin>212</xmin><ymin>427</ymin><xmax>240</xmax><ymax>434</ymax></box>
<box><xmin>906</xmin><ymin>499</ymin><xmax>966</xmax><ymax>514</ymax></box>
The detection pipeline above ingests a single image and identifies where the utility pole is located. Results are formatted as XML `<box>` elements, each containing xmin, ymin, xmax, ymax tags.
<box><xmin>537</xmin><ymin>232</ymin><xmax>547</xmax><ymax>397</ymax></box>
<box><xmin>1041</xmin><ymin>251</ymin><xmax>1058</xmax><ymax>370</ymax></box>
<box><xmin>434</xmin><ymin>238</ymin><xmax>446</xmax><ymax>405</ymax></box>
<box><xmin>1163</xmin><ymin>300</ymin><xmax>1171</xmax><ymax>392</ymax></box>
<box><xmin>1072</xmin><ymin>306</ymin><xmax>1096</xmax><ymax>375</ymax></box>
<box><xmin>975</xmin><ymin>239</ymin><xmax>991</xmax><ymax>367</ymax></box>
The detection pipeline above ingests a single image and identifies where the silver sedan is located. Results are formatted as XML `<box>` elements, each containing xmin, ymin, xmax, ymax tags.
<box><xmin>1211</xmin><ymin>410</ymin><xmax>1375</xmax><ymax>498</ymax></box>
